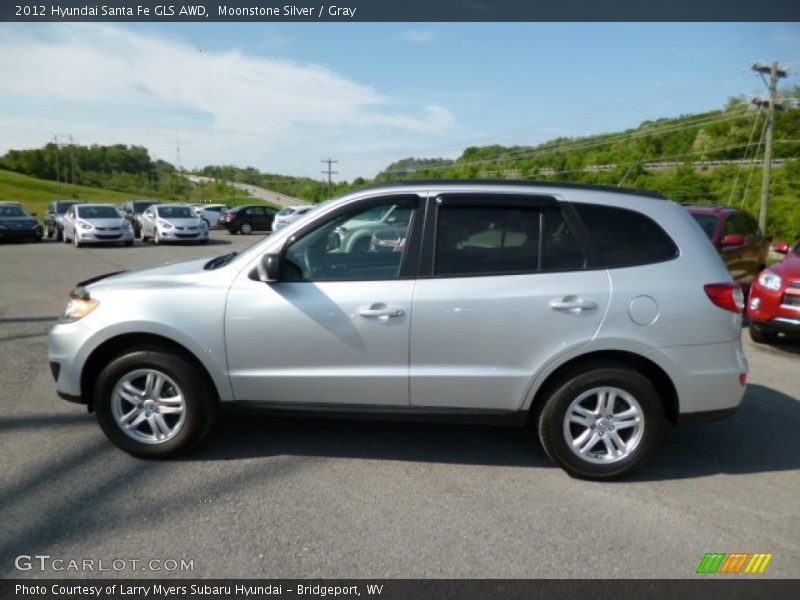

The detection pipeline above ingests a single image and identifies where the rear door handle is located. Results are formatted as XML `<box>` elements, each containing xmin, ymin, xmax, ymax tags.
<box><xmin>550</xmin><ymin>296</ymin><xmax>598</xmax><ymax>314</ymax></box>
<box><xmin>359</xmin><ymin>304</ymin><xmax>405</xmax><ymax>318</ymax></box>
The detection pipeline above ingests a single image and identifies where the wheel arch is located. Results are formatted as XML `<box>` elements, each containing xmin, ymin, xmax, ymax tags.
<box><xmin>529</xmin><ymin>350</ymin><xmax>680</xmax><ymax>426</ymax></box>
<box><xmin>80</xmin><ymin>333</ymin><xmax>220</xmax><ymax>412</ymax></box>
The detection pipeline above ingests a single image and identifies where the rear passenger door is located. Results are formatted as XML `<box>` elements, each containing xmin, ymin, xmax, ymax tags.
<box><xmin>409</xmin><ymin>194</ymin><xmax>611</xmax><ymax>411</ymax></box>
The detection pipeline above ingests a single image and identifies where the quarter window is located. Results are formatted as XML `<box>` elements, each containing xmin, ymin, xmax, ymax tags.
<box><xmin>573</xmin><ymin>203</ymin><xmax>678</xmax><ymax>268</ymax></box>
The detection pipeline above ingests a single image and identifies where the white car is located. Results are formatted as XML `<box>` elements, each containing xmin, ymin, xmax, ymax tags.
<box><xmin>61</xmin><ymin>203</ymin><xmax>134</xmax><ymax>247</ymax></box>
<box><xmin>141</xmin><ymin>203</ymin><xmax>208</xmax><ymax>245</ymax></box>
<box><xmin>190</xmin><ymin>203</ymin><xmax>228</xmax><ymax>229</ymax></box>
<box><xmin>273</xmin><ymin>205</ymin><xmax>313</xmax><ymax>231</ymax></box>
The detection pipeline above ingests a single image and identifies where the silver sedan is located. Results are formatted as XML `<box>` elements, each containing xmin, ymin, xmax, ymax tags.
<box><xmin>61</xmin><ymin>203</ymin><xmax>134</xmax><ymax>247</ymax></box>
<box><xmin>141</xmin><ymin>204</ymin><xmax>209</xmax><ymax>244</ymax></box>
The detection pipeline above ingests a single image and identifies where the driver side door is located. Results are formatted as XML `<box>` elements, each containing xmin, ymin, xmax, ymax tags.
<box><xmin>225</xmin><ymin>194</ymin><xmax>421</xmax><ymax>407</ymax></box>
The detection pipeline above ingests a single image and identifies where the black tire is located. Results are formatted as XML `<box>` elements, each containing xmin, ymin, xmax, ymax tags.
<box><xmin>749</xmin><ymin>323</ymin><xmax>777</xmax><ymax>344</ymax></box>
<box><xmin>56</xmin><ymin>227</ymin><xmax>63</xmax><ymax>242</ymax></box>
<box><xmin>125</xmin><ymin>240</ymin><xmax>134</xmax><ymax>247</ymax></box>
<box><xmin>240</xmin><ymin>222</ymin><xmax>253</xmax><ymax>235</ymax></box>
<box><xmin>94</xmin><ymin>348</ymin><xmax>217</xmax><ymax>457</ymax></box>
<box><xmin>536</xmin><ymin>361</ymin><xmax>665</xmax><ymax>480</ymax></box>
<box><xmin>45</xmin><ymin>226</ymin><xmax>53</xmax><ymax>239</ymax></box>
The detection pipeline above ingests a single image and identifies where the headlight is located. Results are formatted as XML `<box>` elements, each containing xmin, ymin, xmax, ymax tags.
<box><xmin>199</xmin><ymin>220</ymin><xmax>208</xmax><ymax>229</ymax></box>
<box><xmin>121</xmin><ymin>221</ymin><xmax>131</xmax><ymax>229</ymax></box>
<box><xmin>78</xmin><ymin>221</ymin><xmax>92</xmax><ymax>230</ymax></box>
<box><xmin>758</xmin><ymin>270</ymin><xmax>783</xmax><ymax>292</ymax></box>
<box><xmin>62</xmin><ymin>289</ymin><xmax>99</xmax><ymax>322</ymax></box>
<box><xmin>158</xmin><ymin>220</ymin><xmax>173</xmax><ymax>229</ymax></box>
<box><xmin>0</xmin><ymin>224</ymin><xmax>6</xmax><ymax>230</ymax></box>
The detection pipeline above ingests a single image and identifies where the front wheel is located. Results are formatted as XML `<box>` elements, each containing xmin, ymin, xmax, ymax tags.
<box><xmin>94</xmin><ymin>348</ymin><xmax>217</xmax><ymax>457</ymax></box>
<box><xmin>537</xmin><ymin>363</ymin><xmax>665</xmax><ymax>480</ymax></box>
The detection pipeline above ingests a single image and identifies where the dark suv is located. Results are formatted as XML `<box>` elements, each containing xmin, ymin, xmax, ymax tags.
<box><xmin>44</xmin><ymin>200</ymin><xmax>87</xmax><ymax>241</ymax></box>
<box><xmin>223</xmin><ymin>204</ymin><xmax>278</xmax><ymax>234</ymax></box>
<box><xmin>685</xmin><ymin>205</ymin><xmax>769</xmax><ymax>288</ymax></box>
<box><xmin>120</xmin><ymin>199</ymin><xmax>162</xmax><ymax>238</ymax></box>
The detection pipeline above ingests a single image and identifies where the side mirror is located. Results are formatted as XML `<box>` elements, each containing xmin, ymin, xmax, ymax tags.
<box><xmin>31</xmin><ymin>212</ymin><xmax>38</xmax><ymax>217</ymax></box>
<box><xmin>774</xmin><ymin>242</ymin><xmax>790</xmax><ymax>255</ymax></box>
<box><xmin>721</xmin><ymin>233</ymin><xmax>745</xmax><ymax>247</ymax></box>
<box><xmin>257</xmin><ymin>253</ymin><xmax>282</xmax><ymax>282</ymax></box>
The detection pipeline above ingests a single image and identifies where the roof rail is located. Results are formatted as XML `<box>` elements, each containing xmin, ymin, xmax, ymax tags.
<box><xmin>354</xmin><ymin>179</ymin><xmax>668</xmax><ymax>200</ymax></box>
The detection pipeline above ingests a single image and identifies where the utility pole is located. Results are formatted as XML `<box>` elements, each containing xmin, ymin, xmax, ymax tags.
<box><xmin>751</xmin><ymin>62</ymin><xmax>788</xmax><ymax>233</ymax></box>
<box><xmin>321</xmin><ymin>158</ymin><xmax>338</xmax><ymax>199</ymax></box>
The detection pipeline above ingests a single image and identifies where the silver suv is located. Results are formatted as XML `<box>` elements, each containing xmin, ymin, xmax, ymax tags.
<box><xmin>49</xmin><ymin>181</ymin><xmax>747</xmax><ymax>479</ymax></box>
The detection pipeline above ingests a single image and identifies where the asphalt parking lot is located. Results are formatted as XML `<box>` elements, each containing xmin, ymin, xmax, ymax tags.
<box><xmin>1</xmin><ymin>230</ymin><xmax>798</xmax><ymax>579</ymax></box>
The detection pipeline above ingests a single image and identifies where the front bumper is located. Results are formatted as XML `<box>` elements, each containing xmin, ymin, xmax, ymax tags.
<box><xmin>49</xmin><ymin>318</ymin><xmax>95</xmax><ymax>402</ymax></box>
<box><xmin>157</xmin><ymin>228</ymin><xmax>208</xmax><ymax>241</ymax></box>
<box><xmin>0</xmin><ymin>227</ymin><xmax>42</xmax><ymax>240</ymax></box>
<box><xmin>75</xmin><ymin>229</ymin><xmax>134</xmax><ymax>243</ymax></box>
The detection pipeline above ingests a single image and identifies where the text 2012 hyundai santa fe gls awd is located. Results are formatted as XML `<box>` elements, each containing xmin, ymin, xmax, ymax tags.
<box><xmin>49</xmin><ymin>181</ymin><xmax>747</xmax><ymax>479</ymax></box>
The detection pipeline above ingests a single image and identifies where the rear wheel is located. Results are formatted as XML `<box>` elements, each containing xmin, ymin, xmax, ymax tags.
<box><xmin>240</xmin><ymin>222</ymin><xmax>253</xmax><ymax>235</ymax></box>
<box><xmin>94</xmin><ymin>348</ymin><xmax>217</xmax><ymax>457</ymax></box>
<box><xmin>537</xmin><ymin>362</ymin><xmax>665</xmax><ymax>480</ymax></box>
<box><xmin>749</xmin><ymin>323</ymin><xmax>777</xmax><ymax>344</ymax></box>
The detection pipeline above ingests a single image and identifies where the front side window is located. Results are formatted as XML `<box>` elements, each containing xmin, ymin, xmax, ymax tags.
<box><xmin>283</xmin><ymin>197</ymin><xmax>416</xmax><ymax>281</ymax></box>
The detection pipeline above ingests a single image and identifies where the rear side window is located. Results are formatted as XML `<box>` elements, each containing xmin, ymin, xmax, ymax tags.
<box><xmin>573</xmin><ymin>203</ymin><xmax>678</xmax><ymax>268</ymax></box>
<box><xmin>434</xmin><ymin>204</ymin><xmax>586</xmax><ymax>276</ymax></box>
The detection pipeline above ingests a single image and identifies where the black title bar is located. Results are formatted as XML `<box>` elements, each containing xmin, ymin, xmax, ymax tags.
<box><xmin>4</xmin><ymin>0</ymin><xmax>800</xmax><ymax>22</ymax></box>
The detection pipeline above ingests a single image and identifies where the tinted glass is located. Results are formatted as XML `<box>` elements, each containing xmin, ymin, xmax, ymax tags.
<box><xmin>278</xmin><ymin>207</ymin><xmax>294</xmax><ymax>216</ymax></box>
<box><xmin>435</xmin><ymin>206</ymin><xmax>540</xmax><ymax>276</ymax></box>
<box><xmin>133</xmin><ymin>201</ymin><xmax>158</xmax><ymax>214</ymax></box>
<box><xmin>574</xmin><ymin>203</ymin><xmax>678</xmax><ymax>267</ymax></box>
<box><xmin>690</xmin><ymin>213</ymin><xmax>718</xmax><ymax>239</ymax></box>
<box><xmin>284</xmin><ymin>197</ymin><xmax>415</xmax><ymax>281</ymax></box>
<box><xmin>541</xmin><ymin>208</ymin><xmax>586</xmax><ymax>270</ymax></box>
<box><xmin>77</xmin><ymin>205</ymin><xmax>122</xmax><ymax>219</ymax></box>
<box><xmin>157</xmin><ymin>206</ymin><xmax>194</xmax><ymax>219</ymax></box>
<box><xmin>56</xmin><ymin>202</ymin><xmax>81</xmax><ymax>214</ymax></box>
<box><xmin>0</xmin><ymin>205</ymin><xmax>26</xmax><ymax>217</ymax></box>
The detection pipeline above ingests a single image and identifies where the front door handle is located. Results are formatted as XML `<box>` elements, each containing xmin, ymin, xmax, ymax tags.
<box><xmin>359</xmin><ymin>304</ymin><xmax>404</xmax><ymax>319</ymax></box>
<box><xmin>550</xmin><ymin>296</ymin><xmax>598</xmax><ymax>315</ymax></box>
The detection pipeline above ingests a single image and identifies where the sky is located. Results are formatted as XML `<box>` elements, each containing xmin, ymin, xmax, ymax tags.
<box><xmin>1</xmin><ymin>22</ymin><xmax>799</xmax><ymax>181</ymax></box>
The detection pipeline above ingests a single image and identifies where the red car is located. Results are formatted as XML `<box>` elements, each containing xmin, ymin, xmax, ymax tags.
<box><xmin>747</xmin><ymin>241</ymin><xmax>800</xmax><ymax>343</ymax></box>
<box><xmin>685</xmin><ymin>205</ymin><xmax>769</xmax><ymax>288</ymax></box>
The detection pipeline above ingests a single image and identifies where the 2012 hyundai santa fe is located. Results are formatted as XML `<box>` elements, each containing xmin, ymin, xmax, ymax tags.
<box><xmin>48</xmin><ymin>181</ymin><xmax>747</xmax><ymax>479</ymax></box>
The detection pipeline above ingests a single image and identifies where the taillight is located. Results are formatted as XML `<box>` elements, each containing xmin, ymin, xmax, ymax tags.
<box><xmin>704</xmin><ymin>283</ymin><xmax>744</xmax><ymax>313</ymax></box>
<box><xmin>228</xmin><ymin>213</ymin><xmax>237</xmax><ymax>220</ymax></box>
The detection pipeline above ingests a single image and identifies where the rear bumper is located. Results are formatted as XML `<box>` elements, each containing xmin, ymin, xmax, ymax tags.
<box><xmin>647</xmin><ymin>340</ymin><xmax>747</xmax><ymax>417</ymax></box>
<box><xmin>676</xmin><ymin>405</ymin><xmax>741</xmax><ymax>426</ymax></box>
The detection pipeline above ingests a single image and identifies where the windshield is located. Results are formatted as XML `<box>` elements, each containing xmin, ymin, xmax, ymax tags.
<box><xmin>133</xmin><ymin>201</ymin><xmax>158</xmax><ymax>214</ymax></box>
<box><xmin>690</xmin><ymin>214</ymin><xmax>717</xmax><ymax>239</ymax></box>
<box><xmin>78</xmin><ymin>205</ymin><xmax>122</xmax><ymax>219</ymax></box>
<box><xmin>278</xmin><ymin>207</ymin><xmax>295</xmax><ymax>216</ymax></box>
<box><xmin>0</xmin><ymin>205</ymin><xmax>27</xmax><ymax>217</ymax></box>
<box><xmin>157</xmin><ymin>206</ymin><xmax>194</xmax><ymax>219</ymax></box>
<box><xmin>56</xmin><ymin>202</ymin><xmax>81</xmax><ymax>215</ymax></box>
